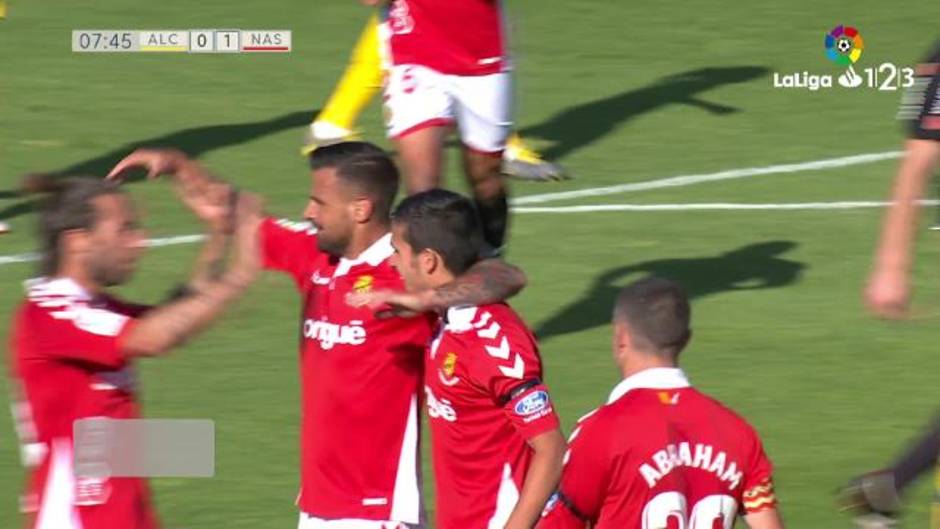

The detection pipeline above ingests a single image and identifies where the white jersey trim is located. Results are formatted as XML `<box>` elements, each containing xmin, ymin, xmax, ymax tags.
<box><xmin>487</xmin><ymin>462</ymin><xmax>520</xmax><ymax>529</ymax></box>
<box><xmin>607</xmin><ymin>368</ymin><xmax>691</xmax><ymax>404</ymax></box>
<box><xmin>36</xmin><ymin>438</ymin><xmax>82</xmax><ymax>529</ymax></box>
<box><xmin>334</xmin><ymin>233</ymin><xmax>394</xmax><ymax>278</ymax></box>
<box><xmin>390</xmin><ymin>392</ymin><xmax>422</xmax><ymax>523</ymax></box>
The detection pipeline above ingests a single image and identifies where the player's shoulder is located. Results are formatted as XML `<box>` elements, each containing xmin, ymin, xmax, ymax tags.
<box><xmin>266</xmin><ymin>217</ymin><xmax>319</xmax><ymax>237</ymax></box>
<box><xmin>689</xmin><ymin>388</ymin><xmax>762</xmax><ymax>436</ymax></box>
<box><xmin>443</xmin><ymin>303</ymin><xmax>528</xmax><ymax>335</ymax></box>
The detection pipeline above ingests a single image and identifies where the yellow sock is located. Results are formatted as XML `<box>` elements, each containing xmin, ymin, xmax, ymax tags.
<box><xmin>316</xmin><ymin>13</ymin><xmax>383</xmax><ymax>131</ymax></box>
<box><xmin>0</xmin><ymin>1</ymin><xmax>7</xmax><ymax>19</ymax></box>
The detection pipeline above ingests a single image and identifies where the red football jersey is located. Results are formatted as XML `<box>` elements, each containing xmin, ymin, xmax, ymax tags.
<box><xmin>260</xmin><ymin>218</ymin><xmax>432</xmax><ymax>522</ymax></box>
<box><xmin>537</xmin><ymin>368</ymin><xmax>777</xmax><ymax>529</ymax></box>
<box><xmin>425</xmin><ymin>304</ymin><xmax>560</xmax><ymax>529</ymax></box>
<box><xmin>9</xmin><ymin>277</ymin><xmax>159</xmax><ymax>529</ymax></box>
<box><xmin>385</xmin><ymin>0</ymin><xmax>507</xmax><ymax>75</ymax></box>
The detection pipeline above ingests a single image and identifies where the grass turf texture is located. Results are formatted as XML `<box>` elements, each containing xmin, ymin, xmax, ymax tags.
<box><xmin>2</xmin><ymin>1</ymin><xmax>940</xmax><ymax>527</ymax></box>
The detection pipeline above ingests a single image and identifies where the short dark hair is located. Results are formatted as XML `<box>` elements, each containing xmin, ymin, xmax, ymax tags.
<box><xmin>392</xmin><ymin>189</ymin><xmax>484</xmax><ymax>275</ymax></box>
<box><xmin>308</xmin><ymin>141</ymin><xmax>399</xmax><ymax>221</ymax></box>
<box><xmin>613</xmin><ymin>277</ymin><xmax>691</xmax><ymax>358</ymax></box>
<box><xmin>26</xmin><ymin>174</ymin><xmax>123</xmax><ymax>276</ymax></box>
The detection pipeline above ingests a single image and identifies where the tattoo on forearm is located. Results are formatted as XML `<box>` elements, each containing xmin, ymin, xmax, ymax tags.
<box><xmin>430</xmin><ymin>259</ymin><xmax>524</xmax><ymax>309</ymax></box>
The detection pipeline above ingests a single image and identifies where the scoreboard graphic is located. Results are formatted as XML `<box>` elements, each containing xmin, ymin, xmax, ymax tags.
<box><xmin>71</xmin><ymin>30</ymin><xmax>292</xmax><ymax>53</ymax></box>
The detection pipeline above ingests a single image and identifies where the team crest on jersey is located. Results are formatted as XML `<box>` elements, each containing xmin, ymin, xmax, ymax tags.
<box><xmin>443</xmin><ymin>352</ymin><xmax>457</xmax><ymax>376</ymax></box>
<box><xmin>439</xmin><ymin>352</ymin><xmax>460</xmax><ymax>386</ymax></box>
<box><xmin>353</xmin><ymin>275</ymin><xmax>374</xmax><ymax>294</ymax></box>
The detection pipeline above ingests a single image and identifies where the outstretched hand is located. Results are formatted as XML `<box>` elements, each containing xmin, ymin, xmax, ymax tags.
<box><xmin>107</xmin><ymin>148</ymin><xmax>188</xmax><ymax>181</ymax></box>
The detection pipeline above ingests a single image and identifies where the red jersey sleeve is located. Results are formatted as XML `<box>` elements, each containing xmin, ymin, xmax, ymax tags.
<box><xmin>465</xmin><ymin>310</ymin><xmax>560</xmax><ymax>440</ymax></box>
<box><xmin>536</xmin><ymin>411</ymin><xmax>610</xmax><ymax>529</ymax></box>
<box><xmin>741</xmin><ymin>425</ymin><xmax>777</xmax><ymax>514</ymax></box>
<box><xmin>23</xmin><ymin>299</ymin><xmax>135</xmax><ymax>368</ymax></box>
<box><xmin>259</xmin><ymin>217</ymin><xmax>320</xmax><ymax>287</ymax></box>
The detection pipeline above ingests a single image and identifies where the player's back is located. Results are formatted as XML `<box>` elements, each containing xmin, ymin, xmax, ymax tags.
<box><xmin>603</xmin><ymin>387</ymin><xmax>768</xmax><ymax>527</ymax></box>
<box><xmin>542</xmin><ymin>370</ymin><xmax>775</xmax><ymax>529</ymax></box>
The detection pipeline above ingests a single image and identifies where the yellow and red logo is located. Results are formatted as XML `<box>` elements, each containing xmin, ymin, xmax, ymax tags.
<box><xmin>353</xmin><ymin>275</ymin><xmax>374</xmax><ymax>294</ymax></box>
<box><xmin>443</xmin><ymin>353</ymin><xmax>458</xmax><ymax>377</ymax></box>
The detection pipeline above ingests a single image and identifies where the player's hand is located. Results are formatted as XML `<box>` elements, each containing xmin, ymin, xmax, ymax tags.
<box><xmin>176</xmin><ymin>176</ymin><xmax>234</xmax><ymax>232</ymax></box>
<box><xmin>345</xmin><ymin>289</ymin><xmax>433</xmax><ymax>319</ymax></box>
<box><xmin>106</xmin><ymin>148</ymin><xmax>189</xmax><ymax>181</ymax></box>
<box><xmin>864</xmin><ymin>267</ymin><xmax>910</xmax><ymax>319</ymax></box>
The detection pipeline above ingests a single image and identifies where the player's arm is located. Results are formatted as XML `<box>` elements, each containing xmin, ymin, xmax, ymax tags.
<box><xmin>347</xmin><ymin>258</ymin><xmax>527</xmax><ymax>317</ymax></box>
<box><xmin>108</xmin><ymin>148</ymin><xmax>317</xmax><ymax>284</ymax></box>
<box><xmin>120</xmin><ymin>193</ymin><xmax>263</xmax><ymax>356</ymax></box>
<box><xmin>743</xmin><ymin>508</ymin><xmax>785</xmax><ymax>529</ymax></box>
<box><xmin>505</xmin><ymin>428</ymin><xmax>567</xmax><ymax>529</ymax></box>
<box><xmin>866</xmin><ymin>138</ymin><xmax>940</xmax><ymax>317</ymax></box>
<box><xmin>536</xmin><ymin>415</ymin><xmax>610</xmax><ymax>529</ymax></box>
<box><xmin>108</xmin><ymin>148</ymin><xmax>239</xmax><ymax>295</ymax></box>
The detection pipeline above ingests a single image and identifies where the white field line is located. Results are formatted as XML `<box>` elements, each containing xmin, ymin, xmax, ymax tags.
<box><xmin>515</xmin><ymin>200</ymin><xmax>940</xmax><ymax>213</ymax></box>
<box><xmin>511</xmin><ymin>150</ymin><xmax>902</xmax><ymax>205</ymax></box>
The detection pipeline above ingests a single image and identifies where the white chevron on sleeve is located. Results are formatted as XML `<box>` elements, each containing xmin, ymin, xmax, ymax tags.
<box><xmin>485</xmin><ymin>337</ymin><xmax>511</xmax><ymax>360</ymax></box>
<box><xmin>498</xmin><ymin>354</ymin><xmax>525</xmax><ymax>379</ymax></box>
<box><xmin>472</xmin><ymin>311</ymin><xmax>492</xmax><ymax>329</ymax></box>
<box><xmin>477</xmin><ymin>321</ymin><xmax>501</xmax><ymax>340</ymax></box>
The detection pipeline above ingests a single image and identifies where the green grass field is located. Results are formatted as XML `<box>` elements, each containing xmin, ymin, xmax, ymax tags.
<box><xmin>2</xmin><ymin>1</ymin><xmax>940</xmax><ymax>527</ymax></box>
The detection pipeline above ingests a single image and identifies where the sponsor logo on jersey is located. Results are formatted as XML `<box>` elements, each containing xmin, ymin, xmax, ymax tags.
<box><xmin>425</xmin><ymin>386</ymin><xmax>457</xmax><ymax>422</ymax></box>
<box><xmin>657</xmin><ymin>391</ymin><xmax>680</xmax><ymax>405</ymax></box>
<box><xmin>311</xmin><ymin>270</ymin><xmax>331</xmax><ymax>286</ymax></box>
<box><xmin>353</xmin><ymin>275</ymin><xmax>374</xmax><ymax>294</ymax></box>
<box><xmin>515</xmin><ymin>390</ymin><xmax>551</xmax><ymax>418</ymax></box>
<box><xmin>303</xmin><ymin>318</ymin><xmax>367</xmax><ymax>350</ymax></box>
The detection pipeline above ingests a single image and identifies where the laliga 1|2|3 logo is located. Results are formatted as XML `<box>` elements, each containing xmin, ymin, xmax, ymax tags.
<box><xmin>773</xmin><ymin>25</ymin><xmax>915</xmax><ymax>92</ymax></box>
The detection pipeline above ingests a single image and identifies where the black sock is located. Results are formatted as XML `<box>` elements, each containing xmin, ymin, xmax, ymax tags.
<box><xmin>474</xmin><ymin>193</ymin><xmax>509</xmax><ymax>251</ymax></box>
<box><xmin>892</xmin><ymin>413</ymin><xmax>940</xmax><ymax>491</ymax></box>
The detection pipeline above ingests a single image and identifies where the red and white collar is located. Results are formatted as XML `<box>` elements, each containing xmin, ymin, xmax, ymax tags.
<box><xmin>607</xmin><ymin>367</ymin><xmax>690</xmax><ymax>404</ymax></box>
<box><xmin>334</xmin><ymin>233</ymin><xmax>393</xmax><ymax>277</ymax></box>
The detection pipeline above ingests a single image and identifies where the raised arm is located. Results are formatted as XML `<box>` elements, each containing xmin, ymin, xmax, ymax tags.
<box><xmin>109</xmin><ymin>148</ymin><xmax>240</xmax><ymax>296</ymax></box>
<box><xmin>121</xmin><ymin>192</ymin><xmax>263</xmax><ymax>356</ymax></box>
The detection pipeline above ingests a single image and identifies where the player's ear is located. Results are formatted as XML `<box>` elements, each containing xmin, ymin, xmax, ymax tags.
<box><xmin>61</xmin><ymin>228</ymin><xmax>92</xmax><ymax>264</ymax></box>
<box><xmin>420</xmin><ymin>249</ymin><xmax>442</xmax><ymax>276</ymax></box>
<box><xmin>351</xmin><ymin>196</ymin><xmax>374</xmax><ymax>223</ymax></box>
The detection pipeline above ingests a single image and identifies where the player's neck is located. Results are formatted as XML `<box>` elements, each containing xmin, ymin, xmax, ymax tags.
<box><xmin>343</xmin><ymin>222</ymin><xmax>390</xmax><ymax>259</ymax></box>
<box><xmin>56</xmin><ymin>263</ymin><xmax>104</xmax><ymax>296</ymax></box>
<box><xmin>620</xmin><ymin>355</ymin><xmax>678</xmax><ymax>380</ymax></box>
<box><xmin>426</xmin><ymin>270</ymin><xmax>457</xmax><ymax>292</ymax></box>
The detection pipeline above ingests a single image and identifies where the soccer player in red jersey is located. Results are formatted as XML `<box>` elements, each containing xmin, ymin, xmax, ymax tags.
<box><xmin>108</xmin><ymin>142</ymin><xmax>527</xmax><ymax>529</ymax></box>
<box><xmin>353</xmin><ymin>189</ymin><xmax>566</xmax><ymax>529</ymax></box>
<box><xmin>364</xmin><ymin>0</ymin><xmax>514</xmax><ymax>251</ymax></box>
<box><xmin>535</xmin><ymin>277</ymin><xmax>785</xmax><ymax>529</ymax></box>
<box><xmin>8</xmin><ymin>175</ymin><xmax>262</xmax><ymax>529</ymax></box>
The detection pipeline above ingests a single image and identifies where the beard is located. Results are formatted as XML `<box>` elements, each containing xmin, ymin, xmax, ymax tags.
<box><xmin>90</xmin><ymin>259</ymin><xmax>135</xmax><ymax>287</ymax></box>
<box><xmin>315</xmin><ymin>231</ymin><xmax>351</xmax><ymax>257</ymax></box>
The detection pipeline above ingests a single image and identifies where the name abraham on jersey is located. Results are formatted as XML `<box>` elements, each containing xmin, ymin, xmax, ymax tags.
<box><xmin>303</xmin><ymin>318</ymin><xmax>366</xmax><ymax>350</ymax></box>
<box><xmin>639</xmin><ymin>442</ymin><xmax>744</xmax><ymax>490</ymax></box>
